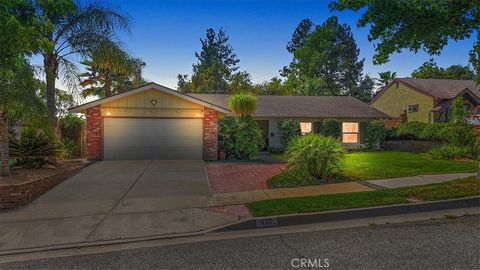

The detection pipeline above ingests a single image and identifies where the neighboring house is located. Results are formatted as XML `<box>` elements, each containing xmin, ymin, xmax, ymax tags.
<box><xmin>371</xmin><ymin>78</ymin><xmax>480</xmax><ymax>123</ymax></box>
<box><xmin>70</xmin><ymin>83</ymin><xmax>388</xmax><ymax>161</ymax></box>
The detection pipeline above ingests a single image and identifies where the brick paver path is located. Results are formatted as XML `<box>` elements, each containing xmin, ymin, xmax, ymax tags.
<box><xmin>207</xmin><ymin>163</ymin><xmax>286</xmax><ymax>193</ymax></box>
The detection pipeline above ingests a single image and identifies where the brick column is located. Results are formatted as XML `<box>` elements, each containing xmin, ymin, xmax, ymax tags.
<box><xmin>203</xmin><ymin>107</ymin><xmax>218</xmax><ymax>160</ymax></box>
<box><xmin>86</xmin><ymin>106</ymin><xmax>102</xmax><ymax>160</ymax></box>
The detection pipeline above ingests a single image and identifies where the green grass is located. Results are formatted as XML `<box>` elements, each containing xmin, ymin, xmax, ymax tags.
<box><xmin>247</xmin><ymin>177</ymin><xmax>480</xmax><ymax>217</ymax></box>
<box><xmin>272</xmin><ymin>151</ymin><xmax>477</xmax><ymax>180</ymax></box>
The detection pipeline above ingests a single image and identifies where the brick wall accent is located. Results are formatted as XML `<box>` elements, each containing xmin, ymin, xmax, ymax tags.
<box><xmin>0</xmin><ymin>167</ymin><xmax>83</xmax><ymax>209</ymax></box>
<box><xmin>203</xmin><ymin>107</ymin><xmax>219</xmax><ymax>160</ymax></box>
<box><xmin>382</xmin><ymin>117</ymin><xmax>404</xmax><ymax>128</ymax></box>
<box><xmin>86</xmin><ymin>106</ymin><xmax>102</xmax><ymax>160</ymax></box>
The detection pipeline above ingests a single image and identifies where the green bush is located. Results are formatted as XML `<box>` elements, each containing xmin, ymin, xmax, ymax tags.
<box><xmin>396</xmin><ymin>121</ymin><xmax>428</xmax><ymax>140</ymax></box>
<box><xmin>218</xmin><ymin>116</ymin><xmax>265</xmax><ymax>160</ymax></box>
<box><xmin>59</xmin><ymin>114</ymin><xmax>84</xmax><ymax>141</ymax></box>
<box><xmin>286</xmin><ymin>134</ymin><xmax>346</xmax><ymax>179</ymax></box>
<box><xmin>317</xmin><ymin>120</ymin><xmax>341</xmax><ymax>139</ymax></box>
<box><xmin>361</xmin><ymin>120</ymin><xmax>386</xmax><ymax>149</ymax></box>
<box><xmin>427</xmin><ymin>145</ymin><xmax>477</xmax><ymax>160</ymax></box>
<box><xmin>59</xmin><ymin>139</ymin><xmax>78</xmax><ymax>160</ymax></box>
<box><xmin>227</xmin><ymin>93</ymin><xmax>257</xmax><ymax>116</ymax></box>
<box><xmin>396</xmin><ymin>121</ymin><xmax>448</xmax><ymax>141</ymax></box>
<box><xmin>278</xmin><ymin>119</ymin><xmax>301</xmax><ymax>149</ymax></box>
<box><xmin>10</xmin><ymin>127</ymin><xmax>57</xmax><ymax>169</ymax></box>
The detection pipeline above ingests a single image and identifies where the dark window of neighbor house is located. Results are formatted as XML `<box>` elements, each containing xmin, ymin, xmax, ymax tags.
<box><xmin>407</xmin><ymin>104</ymin><xmax>419</xmax><ymax>113</ymax></box>
<box><xmin>464</xmin><ymin>103</ymin><xmax>472</xmax><ymax>112</ymax></box>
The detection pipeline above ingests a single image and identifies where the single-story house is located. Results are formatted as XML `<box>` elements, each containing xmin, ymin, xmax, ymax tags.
<box><xmin>70</xmin><ymin>83</ymin><xmax>389</xmax><ymax>161</ymax></box>
<box><xmin>371</xmin><ymin>78</ymin><xmax>480</xmax><ymax>123</ymax></box>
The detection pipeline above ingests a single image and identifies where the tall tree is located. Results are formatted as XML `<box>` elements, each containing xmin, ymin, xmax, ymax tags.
<box><xmin>284</xmin><ymin>16</ymin><xmax>374</xmax><ymax>100</ymax></box>
<box><xmin>412</xmin><ymin>61</ymin><xmax>475</xmax><ymax>79</ymax></box>
<box><xmin>331</xmin><ymin>0</ymin><xmax>480</xmax><ymax>82</ymax></box>
<box><xmin>80</xmin><ymin>40</ymin><xmax>146</xmax><ymax>98</ymax></box>
<box><xmin>0</xmin><ymin>0</ymin><xmax>43</xmax><ymax>178</ymax></box>
<box><xmin>35</xmin><ymin>0</ymin><xmax>129</xmax><ymax>125</ymax></box>
<box><xmin>178</xmin><ymin>28</ymin><xmax>241</xmax><ymax>93</ymax></box>
<box><xmin>376</xmin><ymin>71</ymin><xmax>397</xmax><ymax>88</ymax></box>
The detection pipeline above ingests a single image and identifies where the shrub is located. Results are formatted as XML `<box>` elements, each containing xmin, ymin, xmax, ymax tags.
<box><xmin>317</xmin><ymin>120</ymin><xmax>341</xmax><ymax>138</ymax></box>
<box><xmin>59</xmin><ymin>139</ymin><xmax>78</xmax><ymax>160</ymax></box>
<box><xmin>418</xmin><ymin>123</ymin><xmax>448</xmax><ymax>141</ymax></box>
<box><xmin>278</xmin><ymin>119</ymin><xmax>301</xmax><ymax>149</ymax></box>
<box><xmin>427</xmin><ymin>145</ymin><xmax>477</xmax><ymax>160</ymax></box>
<box><xmin>227</xmin><ymin>93</ymin><xmax>257</xmax><ymax>116</ymax></box>
<box><xmin>218</xmin><ymin>116</ymin><xmax>265</xmax><ymax>160</ymax></box>
<box><xmin>286</xmin><ymin>134</ymin><xmax>345</xmax><ymax>179</ymax></box>
<box><xmin>361</xmin><ymin>120</ymin><xmax>386</xmax><ymax>149</ymax></box>
<box><xmin>396</xmin><ymin>121</ymin><xmax>428</xmax><ymax>140</ymax></box>
<box><xmin>10</xmin><ymin>127</ymin><xmax>57</xmax><ymax>169</ymax></box>
<box><xmin>58</xmin><ymin>114</ymin><xmax>84</xmax><ymax>141</ymax></box>
<box><xmin>267</xmin><ymin>146</ymin><xmax>284</xmax><ymax>155</ymax></box>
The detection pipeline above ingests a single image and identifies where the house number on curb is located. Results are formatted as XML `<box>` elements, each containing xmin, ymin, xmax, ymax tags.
<box><xmin>255</xmin><ymin>217</ymin><xmax>279</xmax><ymax>228</ymax></box>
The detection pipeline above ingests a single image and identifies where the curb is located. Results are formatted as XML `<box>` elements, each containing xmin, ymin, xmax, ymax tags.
<box><xmin>215</xmin><ymin>196</ymin><xmax>480</xmax><ymax>231</ymax></box>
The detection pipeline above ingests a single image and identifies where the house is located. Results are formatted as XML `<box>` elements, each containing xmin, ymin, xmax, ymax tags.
<box><xmin>70</xmin><ymin>83</ymin><xmax>389</xmax><ymax>161</ymax></box>
<box><xmin>371</xmin><ymin>78</ymin><xmax>480</xmax><ymax>123</ymax></box>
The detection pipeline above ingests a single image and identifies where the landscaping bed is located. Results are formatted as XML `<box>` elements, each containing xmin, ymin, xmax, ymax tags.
<box><xmin>269</xmin><ymin>151</ymin><xmax>477</xmax><ymax>188</ymax></box>
<box><xmin>0</xmin><ymin>160</ymin><xmax>88</xmax><ymax>209</ymax></box>
<box><xmin>247</xmin><ymin>177</ymin><xmax>480</xmax><ymax>217</ymax></box>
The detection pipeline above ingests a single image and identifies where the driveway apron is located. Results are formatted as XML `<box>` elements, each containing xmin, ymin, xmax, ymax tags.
<box><xmin>0</xmin><ymin>160</ymin><xmax>239</xmax><ymax>252</ymax></box>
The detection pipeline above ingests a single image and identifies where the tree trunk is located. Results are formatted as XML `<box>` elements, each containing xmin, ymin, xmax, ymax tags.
<box><xmin>104</xmin><ymin>79</ymin><xmax>112</xmax><ymax>97</ymax></box>
<box><xmin>0</xmin><ymin>112</ymin><xmax>10</xmax><ymax>178</ymax></box>
<box><xmin>44</xmin><ymin>54</ymin><xmax>57</xmax><ymax>127</ymax></box>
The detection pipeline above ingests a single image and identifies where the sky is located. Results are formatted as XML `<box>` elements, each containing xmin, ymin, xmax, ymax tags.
<box><xmin>31</xmin><ymin>0</ymin><xmax>475</xmax><ymax>91</ymax></box>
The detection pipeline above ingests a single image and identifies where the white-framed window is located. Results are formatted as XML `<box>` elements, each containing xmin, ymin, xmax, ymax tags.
<box><xmin>342</xmin><ymin>122</ymin><xmax>359</xmax><ymax>143</ymax></box>
<box><xmin>408</xmin><ymin>104</ymin><xmax>419</xmax><ymax>113</ymax></box>
<box><xmin>300</xmin><ymin>122</ymin><xmax>312</xmax><ymax>135</ymax></box>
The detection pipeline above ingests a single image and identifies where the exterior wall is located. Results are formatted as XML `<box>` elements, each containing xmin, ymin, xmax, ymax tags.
<box><xmin>260</xmin><ymin>117</ymin><xmax>379</xmax><ymax>149</ymax></box>
<box><xmin>371</xmin><ymin>82</ymin><xmax>434</xmax><ymax>123</ymax></box>
<box><xmin>86</xmin><ymin>106</ymin><xmax>102</xmax><ymax>160</ymax></box>
<box><xmin>203</xmin><ymin>107</ymin><xmax>219</xmax><ymax>160</ymax></box>
<box><xmin>100</xmin><ymin>89</ymin><xmax>204</xmax><ymax>118</ymax></box>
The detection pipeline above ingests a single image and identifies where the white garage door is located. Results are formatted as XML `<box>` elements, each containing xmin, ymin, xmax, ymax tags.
<box><xmin>103</xmin><ymin>118</ymin><xmax>203</xmax><ymax>160</ymax></box>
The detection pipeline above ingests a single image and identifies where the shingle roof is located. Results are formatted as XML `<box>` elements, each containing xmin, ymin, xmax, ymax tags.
<box><xmin>190</xmin><ymin>94</ymin><xmax>389</xmax><ymax>118</ymax></box>
<box><xmin>395</xmin><ymin>78</ymin><xmax>480</xmax><ymax>99</ymax></box>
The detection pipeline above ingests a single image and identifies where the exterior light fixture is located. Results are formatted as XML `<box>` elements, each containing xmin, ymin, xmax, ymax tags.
<box><xmin>151</xmin><ymin>99</ymin><xmax>157</xmax><ymax>106</ymax></box>
<box><xmin>195</xmin><ymin>113</ymin><xmax>201</xmax><ymax>117</ymax></box>
<box><xmin>106</xmin><ymin>112</ymin><xmax>111</xmax><ymax>116</ymax></box>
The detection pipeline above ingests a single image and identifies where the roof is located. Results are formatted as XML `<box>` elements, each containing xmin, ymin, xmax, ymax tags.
<box><xmin>372</xmin><ymin>78</ymin><xmax>480</xmax><ymax>104</ymax></box>
<box><xmin>69</xmin><ymin>83</ymin><xmax>231</xmax><ymax>114</ymax></box>
<box><xmin>191</xmin><ymin>94</ymin><xmax>389</xmax><ymax>118</ymax></box>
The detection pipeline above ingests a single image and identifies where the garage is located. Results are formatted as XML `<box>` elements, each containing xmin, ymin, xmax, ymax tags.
<box><xmin>70</xmin><ymin>83</ymin><xmax>229</xmax><ymax>161</ymax></box>
<box><xmin>103</xmin><ymin>118</ymin><xmax>203</xmax><ymax>160</ymax></box>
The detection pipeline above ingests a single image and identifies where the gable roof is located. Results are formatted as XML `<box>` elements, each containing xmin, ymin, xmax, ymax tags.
<box><xmin>191</xmin><ymin>94</ymin><xmax>389</xmax><ymax>118</ymax></box>
<box><xmin>69</xmin><ymin>83</ymin><xmax>231</xmax><ymax>113</ymax></box>
<box><xmin>371</xmin><ymin>78</ymin><xmax>480</xmax><ymax>104</ymax></box>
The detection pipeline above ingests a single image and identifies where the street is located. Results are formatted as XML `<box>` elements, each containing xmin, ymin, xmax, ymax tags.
<box><xmin>1</xmin><ymin>215</ymin><xmax>479</xmax><ymax>270</ymax></box>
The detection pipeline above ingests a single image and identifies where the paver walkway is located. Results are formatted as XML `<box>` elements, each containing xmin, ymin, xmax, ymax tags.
<box><xmin>209</xmin><ymin>172</ymin><xmax>477</xmax><ymax>205</ymax></box>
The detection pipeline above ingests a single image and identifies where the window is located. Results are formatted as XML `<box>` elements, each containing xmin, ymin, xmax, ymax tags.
<box><xmin>300</xmin><ymin>122</ymin><xmax>312</xmax><ymax>135</ymax></box>
<box><xmin>464</xmin><ymin>104</ymin><xmax>471</xmax><ymax>112</ymax></box>
<box><xmin>407</xmin><ymin>104</ymin><xmax>419</xmax><ymax>113</ymax></box>
<box><xmin>342</xmin><ymin>122</ymin><xmax>359</xmax><ymax>143</ymax></box>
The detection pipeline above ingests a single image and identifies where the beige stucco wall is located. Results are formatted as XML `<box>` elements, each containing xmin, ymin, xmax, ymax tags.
<box><xmin>371</xmin><ymin>82</ymin><xmax>434</xmax><ymax>123</ymax></box>
<box><xmin>100</xmin><ymin>89</ymin><xmax>204</xmax><ymax>118</ymax></box>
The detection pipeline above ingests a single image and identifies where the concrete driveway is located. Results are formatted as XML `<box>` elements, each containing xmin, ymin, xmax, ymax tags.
<box><xmin>0</xmin><ymin>160</ymin><xmax>241</xmax><ymax>252</ymax></box>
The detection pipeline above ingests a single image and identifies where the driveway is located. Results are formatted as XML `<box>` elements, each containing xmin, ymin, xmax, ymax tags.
<box><xmin>0</xmin><ymin>160</ymin><xmax>244</xmax><ymax>252</ymax></box>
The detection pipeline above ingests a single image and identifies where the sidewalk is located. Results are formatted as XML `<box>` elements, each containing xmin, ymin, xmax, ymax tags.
<box><xmin>210</xmin><ymin>172</ymin><xmax>477</xmax><ymax>205</ymax></box>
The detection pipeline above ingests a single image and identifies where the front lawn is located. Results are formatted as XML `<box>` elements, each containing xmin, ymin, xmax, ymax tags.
<box><xmin>248</xmin><ymin>177</ymin><xmax>480</xmax><ymax>217</ymax></box>
<box><xmin>272</xmin><ymin>151</ymin><xmax>477</xmax><ymax>181</ymax></box>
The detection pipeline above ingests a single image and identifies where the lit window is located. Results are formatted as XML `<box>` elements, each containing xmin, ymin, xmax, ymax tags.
<box><xmin>408</xmin><ymin>104</ymin><xmax>419</xmax><ymax>113</ymax></box>
<box><xmin>342</xmin><ymin>122</ymin><xmax>359</xmax><ymax>143</ymax></box>
<box><xmin>300</xmin><ymin>122</ymin><xmax>312</xmax><ymax>135</ymax></box>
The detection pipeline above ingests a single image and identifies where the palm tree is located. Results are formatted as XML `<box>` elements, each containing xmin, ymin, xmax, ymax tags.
<box><xmin>80</xmin><ymin>40</ymin><xmax>146</xmax><ymax>98</ymax></box>
<box><xmin>376</xmin><ymin>71</ymin><xmax>397</xmax><ymax>88</ymax></box>
<box><xmin>36</xmin><ymin>0</ymin><xmax>129</xmax><ymax>125</ymax></box>
<box><xmin>227</xmin><ymin>93</ymin><xmax>257</xmax><ymax>116</ymax></box>
<box><xmin>0</xmin><ymin>60</ymin><xmax>46</xmax><ymax>178</ymax></box>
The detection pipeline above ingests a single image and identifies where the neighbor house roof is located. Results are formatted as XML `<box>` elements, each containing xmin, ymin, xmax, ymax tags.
<box><xmin>371</xmin><ymin>78</ymin><xmax>480</xmax><ymax>104</ymax></box>
<box><xmin>191</xmin><ymin>94</ymin><xmax>389</xmax><ymax>118</ymax></box>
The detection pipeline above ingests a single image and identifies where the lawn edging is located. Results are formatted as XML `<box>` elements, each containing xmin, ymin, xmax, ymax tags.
<box><xmin>215</xmin><ymin>196</ymin><xmax>480</xmax><ymax>232</ymax></box>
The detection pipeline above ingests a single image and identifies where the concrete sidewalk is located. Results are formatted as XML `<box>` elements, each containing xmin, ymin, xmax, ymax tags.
<box><xmin>210</xmin><ymin>172</ymin><xmax>477</xmax><ymax>205</ymax></box>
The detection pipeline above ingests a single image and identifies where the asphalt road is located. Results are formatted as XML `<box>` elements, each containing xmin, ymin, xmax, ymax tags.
<box><xmin>1</xmin><ymin>215</ymin><xmax>479</xmax><ymax>270</ymax></box>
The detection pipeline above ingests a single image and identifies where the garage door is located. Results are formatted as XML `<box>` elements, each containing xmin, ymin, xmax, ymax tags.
<box><xmin>103</xmin><ymin>118</ymin><xmax>203</xmax><ymax>160</ymax></box>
